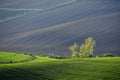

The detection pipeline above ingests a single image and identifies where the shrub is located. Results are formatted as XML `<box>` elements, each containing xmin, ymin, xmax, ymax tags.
<box><xmin>40</xmin><ymin>54</ymin><xmax>47</xmax><ymax>57</ymax></box>
<box><xmin>96</xmin><ymin>56</ymin><xmax>99</xmax><ymax>58</ymax></box>
<box><xmin>103</xmin><ymin>53</ymin><xmax>114</xmax><ymax>57</ymax></box>
<box><xmin>47</xmin><ymin>54</ymin><xmax>66</xmax><ymax>59</ymax></box>
<box><xmin>24</xmin><ymin>53</ymin><xmax>28</xmax><ymax>55</ymax></box>
<box><xmin>48</xmin><ymin>54</ymin><xmax>57</xmax><ymax>58</ymax></box>
<box><xmin>10</xmin><ymin>60</ymin><xmax>13</xmax><ymax>63</ymax></box>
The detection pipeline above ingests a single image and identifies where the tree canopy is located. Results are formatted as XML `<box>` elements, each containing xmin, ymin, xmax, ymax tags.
<box><xmin>69</xmin><ymin>37</ymin><xmax>96</xmax><ymax>58</ymax></box>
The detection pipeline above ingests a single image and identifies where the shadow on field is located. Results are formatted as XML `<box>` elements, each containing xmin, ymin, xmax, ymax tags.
<box><xmin>0</xmin><ymin>68</ymin><xmax>53</xmax><ymax>80</ymax></box>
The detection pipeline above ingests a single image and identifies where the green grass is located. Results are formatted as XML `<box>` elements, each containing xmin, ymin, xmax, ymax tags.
<box><xmin>0</xmin><ymin>52</ymin><xmax>120</xmax><ymax>80</ymax></box>
<box><xmin>0</xmin><ymin>52</ymin><xmax>34</xmax><ymax>63</ymax></box>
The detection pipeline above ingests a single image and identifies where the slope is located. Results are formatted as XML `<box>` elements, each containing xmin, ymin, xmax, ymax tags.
<box><xmin>0</xmin><ymin>52</ymin><xmax>34</xmax><ymax>63</ymax></box>
<box><xmin>0</xmin><ymin>0</ymin><xmax>120</xmax><ymax>55</ymax></box>
<box><xmin>0</xmin><ymin>57</ymin><xmax>120</xmax><ymax>80</ymax></box>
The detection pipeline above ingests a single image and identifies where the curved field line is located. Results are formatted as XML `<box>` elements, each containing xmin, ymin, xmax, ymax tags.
<box><xmin>0</xmin><ymin>8</ymin><xmax>44</xmax><ymax>11</ymax></box>
<box><xmin>0</xmin><ymin>0</ymin><xmax>77</xmax><ymax>23</ymax></box>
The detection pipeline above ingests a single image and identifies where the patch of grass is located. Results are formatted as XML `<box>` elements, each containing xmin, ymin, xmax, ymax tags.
<box><xmin>0</xmin><ymin>52</ymin><xmax>120</xmax><ymax>80</ymax></box>
<box><xmin>0</xmin><ymin>52</ymin><xmax>35</xmax><ymax>63</ymax></box>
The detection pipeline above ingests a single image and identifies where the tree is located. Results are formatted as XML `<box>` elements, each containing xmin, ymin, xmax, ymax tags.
<box><xmin>79</xmin><ymin>37</ymin><xmax>96</xmax><ymax>58</ymax></box>
<box><xmin>69</xmin><ymin>37</ymin><xmax>96</xmax><ymax>58</ymax></box>
<box><xmin>69</xmin><ymin>43</ymin><xmax>79</xmax><ymax>58</ymax></box>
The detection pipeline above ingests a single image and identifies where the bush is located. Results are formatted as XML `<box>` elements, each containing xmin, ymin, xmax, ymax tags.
<box><xmin>24</xmin><ymin>53</ymin><xmax>28</xmax><ymax>55</ymax></box>
<box><xmin>103</xmin><ymin>53</ymin><xmax>114</xmax><ymax>57</ymax></box>
<box><xmin>48</xmin><ymin>54</ymin><xmax>57</xmax><ymax>58</ymax></box>
<box><xmin>96</xmin><ymin>56</ymin><xmax>99</xmax><ymax>58</ymax></box>
<box><xmin>40</xmin><ymin>54</ymin><xmax>47</xmax><ymax>57</ymax></box>
<box><xmin>48</xmin><ymin>54</ymin><xmax>66</xmax><ymax>59</ymax></box>
<box><xmin>55</xmin><ymin>56</ymin><xmax>67</xmax><ymax>59</ymax></box>
<box><xmin>10</xmin><ymin>60</ymin><xmax>13</xmax><ymax>63</ymax></box>
<box><xmin>29</xmin><ymin>54</ymin><xmax>35</xmax><ymax>57</ymax></box>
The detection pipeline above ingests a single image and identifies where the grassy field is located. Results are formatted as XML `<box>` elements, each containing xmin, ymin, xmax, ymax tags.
<box><xmin>0</xmin><ymin>52</ymin><xmax>34</xmax><ymax>63</ymax></box>
<box><xmin>0</xmin><ymin>52</ymin><xmax>120</xmax><ymax>80</ymax></box>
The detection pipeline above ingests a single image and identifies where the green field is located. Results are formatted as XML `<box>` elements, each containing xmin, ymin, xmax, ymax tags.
<box><xmin>0</xmin><ymin>52</ymin><xmax>120</xmax><ymax>80</ymax></box>
<box><xmin>0</xmin><ymin>52</ymin><xmax>34</xmax><ymax>63</ymax></box>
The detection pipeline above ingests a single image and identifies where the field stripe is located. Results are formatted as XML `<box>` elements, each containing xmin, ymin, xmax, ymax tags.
<box><xmin>0</xmin><ymin>8</ymin><xmax>44</xmax><ymax>11</ymax></box>
<box><xmin>3</xmin><ymin>12</ymin><xmax>119</xmax><ymax>41</ymax></box>
<box><xmin>0</xmin><ymin>0</ymin><xmax>77</xmax><ymax>23</ymax></box>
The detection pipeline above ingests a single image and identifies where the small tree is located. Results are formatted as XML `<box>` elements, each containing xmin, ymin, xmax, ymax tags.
<box><xmin>69</xmin><ymin>37</ymin><xmax>96</xmax><ymax>58</ymax></box>
<box><xmin>69</xmin><ymin>43</ymin><xmax>79</xmax><ymax>58</ymax></box>
<box><xmin>79</xmin><ymin>37</ymin><xmax>96</xmax><ymax>58</ymax></box>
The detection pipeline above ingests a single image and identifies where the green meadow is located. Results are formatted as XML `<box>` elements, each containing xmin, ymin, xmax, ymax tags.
<box><xmin>0</xmin><ymin>52</ymin><xmax>34</xmax><ymax>63</ymax></box>
<box><xmin>0</xmin><ymin>52</ymin><xmax>120</xmax><ymax>80</ymax></box>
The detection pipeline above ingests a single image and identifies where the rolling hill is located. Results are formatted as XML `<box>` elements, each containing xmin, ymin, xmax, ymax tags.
<box><xmin>0</xmin><ymin>52</ymin><xmax>120</xmax><ymax>80</ymax></box>
<box><xmin>0</xmin><ymin>0</ymin><xmax>120</xmax><ymax>56</ymax></box>
<box><xmin>0</xmin><ymin>52</ymin><xmax>35</xmax><ymax>63</ymax></box>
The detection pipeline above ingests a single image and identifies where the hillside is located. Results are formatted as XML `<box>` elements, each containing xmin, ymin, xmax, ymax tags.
<box><xmin>0</xmin><ymin>0</ymin><xmax>120</xmax><ymax>55</ymax></box>
<box><xmin>0</xmin><ymin>52</ymin><xmax>34</xmax><ymax>63</ymax></box>
<box><xmin>0</xmin><ymin>54</ymin><xmax>120</xmax><ymax>80</ymax></box>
